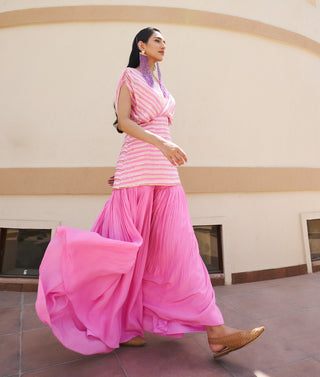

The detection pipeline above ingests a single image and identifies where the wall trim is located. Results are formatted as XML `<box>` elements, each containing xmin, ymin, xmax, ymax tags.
<box><xmin>0</xmin><ymin>265</ymin><xmax>312</xmax><ymax>291</ymax></box>
<box><xmin>312</xmin><ymin>261</ymin><xmax>320</xmax><ymax>273</ymax></box>
<box><xmin>300</xmin><ymin>211</ymin><xmax>320</xmax><ymax>274</ymax></box>
<box><xmin>2</xmin><ymin>167</ymin><xmax>320</xmax><ymax>195</ymax></box>
<box><xmin>232</xmin><ymin>264</ymin><xmax>308</xmax><ymax>284</ymax></box>
<box><xmin>0</xmin><ymin>277</ymin><xmax>38</xmax><ymax>292</ymax></box>
<box><xmin>210</xmin><ymin>274</ymin><xmax>225</xmax><ymax>286</ymax></box>
<box><xmin>0</xmin><ymin>5</ymin><xmax>320</xmax><ymax>57</ymax></box>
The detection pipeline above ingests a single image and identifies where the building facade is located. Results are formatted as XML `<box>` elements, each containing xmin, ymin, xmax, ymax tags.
<box><xmin>1</xmin><ymin>0</ymin><xmax>320</xmax><ymax>287</ymax></box>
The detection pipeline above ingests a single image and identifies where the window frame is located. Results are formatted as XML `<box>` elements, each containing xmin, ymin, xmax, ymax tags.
<box><xmin>193</xmin><ymin>224</ymin><xmax>224</xmax><ymax>274</ymax></box>
<box><xmin>0</xmin><ymin>219</ymin><xmax>59</xmax><ymax>278</ymax></box>
<box><xmin>300</xmin><ymin>212</ymin><xmax>320</xmax><ymax>274</ymax></box>
<box><xmin>191</xmin><ymin>216</ymin><xmax>231</xmax><ymax>284</ymax></box>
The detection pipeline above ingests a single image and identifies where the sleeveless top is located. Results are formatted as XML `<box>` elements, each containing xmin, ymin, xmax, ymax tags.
<box><xmin>112</xmin><ymin>67</ymin><xmax>181</xmax><ymax>189</ymax></box>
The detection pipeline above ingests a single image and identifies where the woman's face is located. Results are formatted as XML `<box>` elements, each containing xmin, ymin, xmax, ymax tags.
<box><xmin>142</xmin><ymin>31</ymin><xmax>166</xmax><ymax>62</ymax></box>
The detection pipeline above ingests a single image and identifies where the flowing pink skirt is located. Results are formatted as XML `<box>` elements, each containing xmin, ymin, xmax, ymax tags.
<box><xmin>36</xmin><ymin>185</ymin><xmax>224</xmax><ymax>355</ymax></box>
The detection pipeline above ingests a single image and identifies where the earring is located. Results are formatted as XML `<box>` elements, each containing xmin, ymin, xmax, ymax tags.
<box><xmin>139</xmin><ymin>50</ymin><xmax>154</xmax><ymax>87</ymax></box>
<box><xmin>156</xmin><ymin>62</ymin><xmax>169</xmax><ymax>98</ymax></box>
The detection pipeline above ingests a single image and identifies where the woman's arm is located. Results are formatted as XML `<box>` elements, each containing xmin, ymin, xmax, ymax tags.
<box><xmin>117</xmin><ymin>83</ymin><xmax>187</xmax><ymax>166</ymax></box>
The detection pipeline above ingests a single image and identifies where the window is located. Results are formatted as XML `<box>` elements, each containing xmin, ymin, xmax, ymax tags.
<box><xmin>0</xmin><ymin>228</ymin><xmax>51</xmax><ymax>277</ymax></box>
<box><xmin>193</xmin><ymin>225</ymin><xmax>223</xmax><ymax>273</ymax></box>
<box><xmin>307</xmin><ymin>219</ymin><xmax>320</xmax><ymax>261</ymax></box>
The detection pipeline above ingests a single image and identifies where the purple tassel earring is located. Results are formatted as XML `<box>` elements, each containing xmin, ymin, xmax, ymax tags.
<box><xmin>139</xmin><ymin>50</ymin><xmax>154</xmax><ymax>88</ymax></box>
<box><xmin>137</xmin><ymin>38</ymin><xmax>168</xmax><ymax>98</ymax></box>
<box><xmin>156</xmin><ymin>62</ymin><xmax>169</xmax><ymax>98</ymax></box>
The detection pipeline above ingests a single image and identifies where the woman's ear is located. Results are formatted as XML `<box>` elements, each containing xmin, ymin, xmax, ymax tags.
<box><xmin>137</xmin><ymin>41</ymin><xmax>145</xmax><ymax>53</ymax></box>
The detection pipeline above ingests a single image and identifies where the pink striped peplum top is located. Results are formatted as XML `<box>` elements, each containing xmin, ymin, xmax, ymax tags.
<box><xmin>113</xmin><ymin>67</ymin><xmax>181</xmax><ymax>189</ymax></box>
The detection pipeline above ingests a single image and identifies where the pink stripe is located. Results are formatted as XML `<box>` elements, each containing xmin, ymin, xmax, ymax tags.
<box><xmin>134</xmin><ymin>88</ymin><xmax>156</xmax><ymax>114</ymax></box>
<box><xmin>129</xmin><ymin>70</ymin><xmax>168</xmax><ymax>102</ymax></box>
<box><xmin>127</xmin><ymin>136</ymin><xmax>170</xmax><ymax>150</ymax></box>
<box><xmin>113</xmin><ymin>181</ymin><xmax>180</xmax><ymax>188</ymax></box>
<box><xmin>118</xmin><ymin>162</ymin><xmax>173</xmax><ymax>172</ymax></box>
<box><xmin>114</xmin><ymin>169</ymin><xmax>179</xmax><ymax>181</ymax></box>
<box><xmin>117</xmin><ymin>166</ymin><xmax>177</xmax><ymax>176</ymax></box>
<box><xmin>134</xmin><ymin>79</ymin><xmax>165</xmax><ymax>106</ymax></box>
<box><xmin>120</xmin><ymin>156</ymin><xmax>171</xmax><ymax>165</ymax></box>
<box><xmin>135</xmin><ymin>86</ymin><xmax>161</xmax><ymax>113</ymax></box>
<box><xmin>113</xmin><ymin>67</ymin><xmax>179</xmax><ymax>189</ymax></box>
<box><xmin>116</xmin><ymin>159</ymin><xmax>176</xmax><ymax>169</ymax></box>
<box><xmin>122</xmin><ymin>145</ymin><xmax>162</xmax><ymax>154</ymax></box>
<box><xmin>114</xmin><ymin>177</ymin><xmax>180</xmax><ymax>187</ymax></box>
<box><xmin>134</xmin><ymin>82</ymin><xmax>162</xmax><ymax>106</ymax></box>
<box><xmin>114</xmin><ymin>179</ymin><xmax>180</xmax><ymax>188</ymax></box>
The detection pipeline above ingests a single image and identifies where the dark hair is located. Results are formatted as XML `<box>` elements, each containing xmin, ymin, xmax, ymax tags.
<box><xmin>127</xmin><ymin>27</ymin><xmax>160</xmax><ymax>68</ymax></box>
<box><xmin>113</xmin><ymin>27</ymin><xmax>161</xmax><ymax>133</ymax></box>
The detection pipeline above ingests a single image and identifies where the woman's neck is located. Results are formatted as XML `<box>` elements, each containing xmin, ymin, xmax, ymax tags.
<box><xmin>136</xmin><ymin>63</ymin><xmax>157</xmax><ymax>78</ymax></box>
<box><xmin>147</xmin><ymin>56</ymin><xmax>156</xmax><ymax>72</ymax></box>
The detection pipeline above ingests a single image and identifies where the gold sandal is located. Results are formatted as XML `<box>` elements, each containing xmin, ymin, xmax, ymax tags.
<box><xmin>120</xmin><ymin>336</ymin><xmax>147</xmax><ymax>347</ymax></box>
<box><xmin>208</xmin><ymin>326</ymin><xmax>265</xmax><ymax>359</ymax></box>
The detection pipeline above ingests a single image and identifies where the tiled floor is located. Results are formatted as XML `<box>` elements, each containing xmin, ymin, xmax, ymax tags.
<box><xmin>1</xmin><ymin>272</ymin><xmax>320</xmax><ymax>377</ymax></box>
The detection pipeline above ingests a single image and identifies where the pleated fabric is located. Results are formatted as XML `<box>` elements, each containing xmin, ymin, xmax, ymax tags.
<box><xmin>36</xmin><ymin>185</ymin><xmax>224</xmax><ymax>355</ymax></box>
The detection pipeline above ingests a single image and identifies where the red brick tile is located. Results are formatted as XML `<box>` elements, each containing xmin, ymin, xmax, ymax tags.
<box><xmin>22</xmin><ymin>304</ymin><xmax>46</xmax><ymax>331</ymax></box>
<box><xmin>261</xmin><ymin>308</ymin><xmax>320</xmax><ymax>340</ymax></box>
<box><xmin>215</xmin><ymin>301</ymin><xmax>256</xmax><ymax>328</ymax></box>
<box><xmin>21</xmin><ymin>327</ymin><xmax>85</xmax><ymax>372</ymax></box>
<box><xmin>0</xmin><ymin>272</ymin><xmax>316</xmax><ymax>377</ymax></box>
<box><xmin>23</xmin><ymin>292</ymin><xmax>37</xmax><ymax>306</ymax></box>
<box><xmin>289</xmin><ymin>333</ymin><xmax>320</xmax><ymax>357</ymax></box>
<box><xmin>218</xmin><ymin>292</ymin><xmax>300</xmax><ymax>321</ymax></box>
<box><xmin>0</xmin><ymin>306</ymin><xmax>20</xmax><ymax>335</ymax></box>
<box><xmin>267</xmin><ymin>358</ymin><xmax>320</xmax><ymax>377</ymax></box>
<box><xmin>116</xmin><ymin>336</ymin><xmax>231</xmax><ymax>377</ymax></box>
<box><xmin>213</xmin><ymin>327</ymin><xmax>307</xmax><ymax>373</ymax></box>
<box><xmin>249</xmin><ymin>280</ymin><xmax>320</xmax><ymax>310</ymax></box>
<box><xmin>0</xmin><ymin>333</ymin><xmax>19</xmax><ymax>377</ymax></box>
<box><xmin>0</xmin><ymin>291</ymin><xmax>21</xmax><ymax>308</ymax></box>
<box><xmin>21</xmin><ymin>354</ymin><xmax>123</xmax><ymax>377</ymax></box>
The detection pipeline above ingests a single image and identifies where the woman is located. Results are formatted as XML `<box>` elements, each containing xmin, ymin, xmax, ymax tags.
<box><xmin>36</xmin><ymin>27</ymin><xmax>264</xmax><ymax>359</ymax></box>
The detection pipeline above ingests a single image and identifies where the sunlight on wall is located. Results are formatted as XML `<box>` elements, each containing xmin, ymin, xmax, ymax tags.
<box><xmin>306</xmin><ymin>0</ymin><xmax>317</xmax><ymax>6</ymax></box>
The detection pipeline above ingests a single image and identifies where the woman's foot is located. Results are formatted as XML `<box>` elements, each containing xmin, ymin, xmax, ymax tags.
<box><xmin>206</xmin><ymin>325</ymin><xmax>265</xmax><ymax>358</ymax></box>
<box><xmin>120</xmin><ymin>335</ymin><xmax>147</xmax><ymax>347</ymax></box>
<box><xmin>206</xmin><ymin>325</ymin><xmax>240</xmax><ymax>352</ymax></box>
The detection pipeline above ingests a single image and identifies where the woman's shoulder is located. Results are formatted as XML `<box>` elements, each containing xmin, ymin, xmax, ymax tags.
<box><xmin>122</xmin><ymin>67</ymin><xmax>140</xmax><ymax>77</ymax></box>
<box><xmin>126</xmin><ymin>67</ymin><xmax>140</xmax><ymax>73</ymax></box>
<box><xmin>120</xmin><ymin>67</ymin><xmax>144</xmax><ymax>88</ymax></box>
<box><xmin>116</xmin><ymin>67</ymin><xmax>143</xmax><ymax>96</ymax></box>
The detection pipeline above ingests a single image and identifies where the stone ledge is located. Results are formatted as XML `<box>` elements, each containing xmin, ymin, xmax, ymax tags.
<box><xmin>0</xmin><ymin>277</ymin><xmax>38</xmax><ymax>292</ymax></box>
<box><xmin>232</xmin><ymin>264</ymin><xmax>308</xmax><ymax>284</ymax></box>
<box><xmin>210</xmin><ymin>273</ymin><xmax>225</xmax><ymax>286</ymax></box>
<box><xmin>312</xmin><ymin>260</ymin><xmax>320</xmax><ymax>273</ymax></box>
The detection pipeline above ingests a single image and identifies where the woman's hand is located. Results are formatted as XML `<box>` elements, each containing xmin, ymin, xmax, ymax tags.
<box><xmin>157</xmin><ymin>140</ymin><xmax>188</xmax><ymax>166</ymax></box>
<box><xmin>117</xmin><ymin>84</ymin><xmax>187</xmax><ymax>166</ymax></box>
<box><xmin>108</xmin><ymin>176</ymin><xmax>115</xmax><ymax>186</ymax></box>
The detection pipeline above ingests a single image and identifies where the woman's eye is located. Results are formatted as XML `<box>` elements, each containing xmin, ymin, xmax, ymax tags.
<box><xmin>154</xmin><ymin>39</ymin><xmax>165</xmax><ymax>45</ymax></box>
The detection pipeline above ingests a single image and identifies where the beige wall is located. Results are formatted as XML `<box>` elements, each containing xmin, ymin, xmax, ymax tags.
<box><xmin>1</xmin><ymin>1</ymin><xmax>320</xmax><ymax>283</ymax></box>
<box><xmin>1</xmin><ymin>13</ymin><xmax>320</xmax><ymax>168</ymax></box>
<box><xmin>0</xmin><ymin>22</ymin><xmax>123</xmax><ymax>168</ymax></box>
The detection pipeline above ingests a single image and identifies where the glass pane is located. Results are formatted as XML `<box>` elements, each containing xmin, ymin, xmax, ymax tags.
<box><xmin>194</xmin><ymin>225</ymin><xmax>223</xmax><ymax>273</ymax></box>
<box><xmin>307</xmin><ymin>219</ymin><xmax>320</xmax><ymax>261</ymax></box>
<box><xmin>0</xmin><ymin>228</ymin><xmax>51</xmax><ymax>276</ymax></box>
